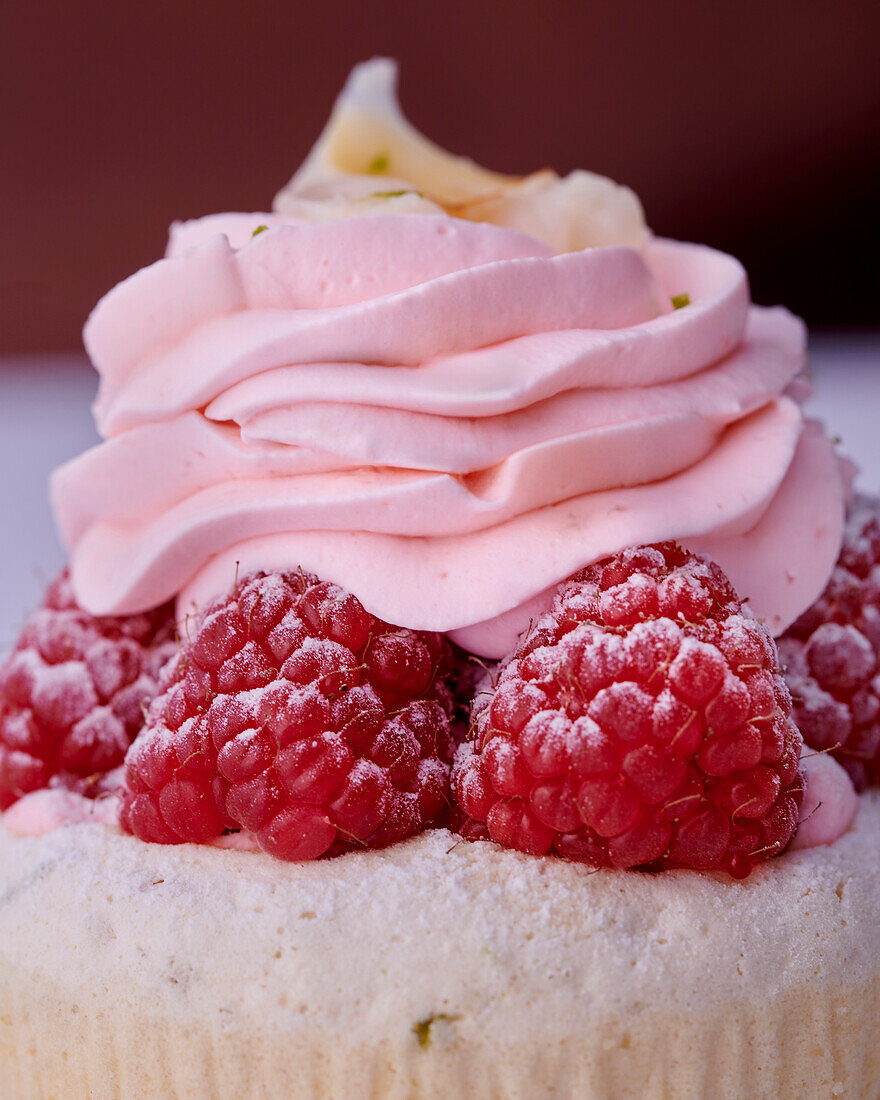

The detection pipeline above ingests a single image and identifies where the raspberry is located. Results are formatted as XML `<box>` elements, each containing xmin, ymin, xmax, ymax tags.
<box><xmin>452</xmin><ymin>543</ymin><xmax>803</xmax><ymax>878</ymax></box>
<box><xmin>120</xmin><ymin>570</ymin><xmax>456</xmax><ymax>860</ymax></box>
<box><xmin>780</xmin><ymin>495</ymin><xmax>880</xmax><ymax>790</ymax></box>
<box><xmin>0</xmin><ymin>571</ymin><xmax>176</xmax><ymax>810</ymax></box>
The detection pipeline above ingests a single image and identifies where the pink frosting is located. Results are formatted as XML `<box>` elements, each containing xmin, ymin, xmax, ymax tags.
<box><xmin>790</xmin><ymin>751</ymin><xmax>860</xmax><ymax>850</ymax></box>
<box><xmin>52</xmin><ymin>214</ymin><xmax>845</xmax><ymax>660</ymax></box>
<box><xmin>2</xmin><ymin>788</ymin><xmax>121</xmax><ymax>836</ymax></box>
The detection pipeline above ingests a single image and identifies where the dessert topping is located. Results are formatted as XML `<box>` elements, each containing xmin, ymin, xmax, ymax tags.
<box><xmin>53</xmin><ymin>61</ymin><xmax>844</xmax><ymax>658</ymax></box>
<box><xmin>453</xmin><ymin>544</ymin><xmax>804</xmax><ymax>877</ymax></box>
<box><xmin>780</xmin><ymin>495</ymin><xmax>880</xmax><ymax>790</ymax></box>
<box><xmin>120</xmin><ymin>570</ymin><xmax>457</xmax><ymax>860</ymax></box>
<box><xmin>274</xmin><ymin>59</ymin><xmax>648</xmax><ymax>252</ymax></box>
<box><xmin>0</xmin><ymin>571</ymin><xmax>174</xmax><ymax>810</ymax></box>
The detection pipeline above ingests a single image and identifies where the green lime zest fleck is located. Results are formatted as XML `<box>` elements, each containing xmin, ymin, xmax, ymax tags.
<box><xmin>367</xmin><ymin>152</ymin><xmax>390</xmax><ymax>174</ymax></box>
<box><xmin>412</xmin><ymin>1013</ymin><xmax>459</xmax><ymax>1049</ymax></box>
<box><xmin>252</xmin><ymin>225</ymin><xmax>269</xmax><ymax>237</ymax></box>
<box><xmin>671</xmin><ymin>293</ymin><xmax>691</xmax><ymax>310</ymax></box>
<box><xmin>367</xmin><ymin>189</ymin><xmax>421</xmax><ymax>200</ymax></box>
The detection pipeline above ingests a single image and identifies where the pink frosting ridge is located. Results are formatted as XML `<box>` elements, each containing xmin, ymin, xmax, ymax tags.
<box><xmin>53</xmin><ymin>215</ymin><xmax>844</xmax><ymax>661</ymax></box>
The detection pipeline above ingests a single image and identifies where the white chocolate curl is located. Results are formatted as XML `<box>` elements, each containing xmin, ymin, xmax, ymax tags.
<box><xmin>273</xmin><ymin>58</ymin><xmax>649</xmax><ymax>252</ymax></box>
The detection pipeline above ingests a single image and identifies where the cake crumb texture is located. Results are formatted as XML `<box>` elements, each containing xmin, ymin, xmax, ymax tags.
<box><xmin>1</xmin><ymin>797</ymin><xmax>880</xmax><ymax>1098</ymax></box>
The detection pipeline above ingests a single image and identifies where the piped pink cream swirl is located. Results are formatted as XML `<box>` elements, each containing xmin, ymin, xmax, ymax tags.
<box><xmin>52</xmin><ymin>212</ymin><xmax>844</xmax><ymax>657</ymax></box>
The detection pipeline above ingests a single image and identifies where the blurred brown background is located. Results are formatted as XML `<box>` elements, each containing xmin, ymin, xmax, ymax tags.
<box><xmin>1</xmin><ymin>0</ymin><xmax>878</xmax><ymax>353</ymax></box>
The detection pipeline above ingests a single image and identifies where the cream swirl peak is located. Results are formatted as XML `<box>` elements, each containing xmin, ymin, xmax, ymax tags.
<box><xmin>53</xmin><ymin>59</ymin><xmax>845</xmax><ymax>658</ymax></box>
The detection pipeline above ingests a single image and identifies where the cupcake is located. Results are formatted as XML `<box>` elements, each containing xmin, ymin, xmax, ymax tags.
<box><xmin>1</xmin><ymin>59</ymin><xmax>877</xmax><ymax>1100</ymax></box>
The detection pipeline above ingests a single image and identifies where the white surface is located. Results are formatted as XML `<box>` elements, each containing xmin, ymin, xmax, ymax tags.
<box><xmin>0</xmin><ymin>335</ymin><xmax>877</xmax><ymax>646</ymax></box>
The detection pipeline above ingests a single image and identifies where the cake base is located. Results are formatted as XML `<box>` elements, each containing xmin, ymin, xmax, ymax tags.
<box><xmin>2</xmin><ymin>796</ymin><xmax>880</xmax><ymax>1100</ymax></box>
